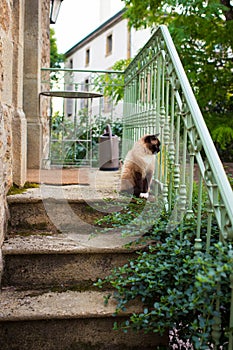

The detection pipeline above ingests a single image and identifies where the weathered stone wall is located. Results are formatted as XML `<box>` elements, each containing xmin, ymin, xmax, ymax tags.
<box><xmin>0</xmin><ymin>0</ymin><xmax>14</xmax><ymax>266</ymax></box>
<box><xmin>12</xmin><ymin>0</ymin><xmax>27</xmax><ymax>188</ymax></box>
<box><xmin>24</xmin><ymin>0</ymin><xmax>50</xmax><ymax>169</ymax></box>
<box><xmin>0</xmin><ymin>0</ymin><xmax>51</xmax><ymax>277</ymax></box>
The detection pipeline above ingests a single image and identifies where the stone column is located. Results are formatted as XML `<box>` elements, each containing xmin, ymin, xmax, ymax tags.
<box><xmin>23</xmin><ymin>0</ymin><xmax>42</xmax><ymax>169</ymax></box>
<box><xmin>12</xmin><ymin>0</ymin><xmax>27</xmax><ymax>186</ymax></box>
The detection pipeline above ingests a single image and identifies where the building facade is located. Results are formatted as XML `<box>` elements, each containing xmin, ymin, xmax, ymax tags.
<box><xmin>62</xmin><ymin>9</ymin><xmax>152</xmax><ymax>120</ymax></box>
<box><xmin>65</xmin><ymin>9</ymin><xmax>152</xmax><ymax>71</ymax></box>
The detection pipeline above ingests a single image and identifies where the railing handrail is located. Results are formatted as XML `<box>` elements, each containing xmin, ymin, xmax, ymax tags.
<box><xmin>123</xmin><ymin>24</ymin><xmax>233</xmax><ymax>236</ymax></box>
<box><xmin>41</xmin><ymin>67</ymin><xmax>124</xmax><ymax>75</ymax></box>
<box><xmin>158</xmin><ymin>25</ymin><xmax>233</xmax><ymax>232</ymax></box>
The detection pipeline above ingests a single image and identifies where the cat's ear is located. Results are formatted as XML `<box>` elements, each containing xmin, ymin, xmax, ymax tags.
<box><xmin>144</xmin><ymin>135</ymin><xmax>152</xmax><ymax>143</ymax></box>
<box><xmin>144</xmin><ymin>134</ymin><xmax>160</xmax><ymax>143</ymax></box>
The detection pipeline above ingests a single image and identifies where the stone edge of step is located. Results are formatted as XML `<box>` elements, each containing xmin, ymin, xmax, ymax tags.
<box><xmin>2</xmin><ymin>233</ymin><xmax>149</xmax><ymax>255</ymax></box>
<box><xmin>0</xmin><ymin>289</ymin><xmax>142</xmax><ymax>322</ymax></box>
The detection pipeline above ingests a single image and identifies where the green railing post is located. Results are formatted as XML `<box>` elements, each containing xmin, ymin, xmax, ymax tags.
<box><xmin>229</xmin><ymin>273</ymin><xmax>233</xmax><ymax>350</ymax></box>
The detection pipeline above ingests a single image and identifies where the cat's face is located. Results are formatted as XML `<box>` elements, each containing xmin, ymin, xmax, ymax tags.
<box><xmin>144</xmin><ymin>134</ymin><xmax>160</xmax><ymax>154</ymax></box>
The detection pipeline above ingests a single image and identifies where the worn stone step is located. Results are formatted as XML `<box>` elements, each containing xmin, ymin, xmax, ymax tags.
<box><xmin>7</xmin><ymin>197</ymin><xmax>110</xmax><ymax>234</ymax></box>
<box><xmin>2</xmin><ymin>232</ymin><xmax>143</xmax><ymax>290</ymax></box>
<box><xmin>0</xmin><ymin>288</ymin><xmax>168</xmax><ymax>349</ymax></box>
<box><xmin>7</xmin><ymin>190</ymin><xmax>132</xmax><ymax>235</ymax></box>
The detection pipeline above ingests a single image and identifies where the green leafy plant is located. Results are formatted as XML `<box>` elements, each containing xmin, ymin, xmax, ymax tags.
<box><xmin>96</xmin><ymin>210</ymin><xmax>232</xmax><ymax>349</ymax></box>
<box><xmin>50</xmin><ymin>109</ymin><xmax>123</xmax><ymax>166</ymax></box>
<box><xmin>50</xmin><ymin>28</ymin><xmax>65</xmax><ymax>81</ymax></box>
<box><xmin>121</xmin><ymin>0</ymin><xmax>233</xmax><ymax>161</ymax></box>
<box><xmin>95</xmin><ymin>179</ymin><xmax>232</xmax><ymax>349</ymax></box>
<box><xmin>95</xmin><ymin>198</ymin><xmax>147</xmax><ymax>228</ymax></box>
<box><xmin>93</xmin><ymin>59</ymin><xmax>131</xmax><ymax>104</ymax></box>
<box><xmin>206</xmin><ymin>113</ymin><xmax>233</xmax><ymax>161</ymax></box>
<box><xmin>226</xmin><ymin>172</ymin><xmax>233</xmax><ymax>188</ymax></box>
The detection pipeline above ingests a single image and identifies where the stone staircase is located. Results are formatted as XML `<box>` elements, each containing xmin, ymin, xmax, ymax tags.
<box><xmin>0</xmin><ymin>184</ymin><xmax>168</xmax><ymax>349</ymax></box>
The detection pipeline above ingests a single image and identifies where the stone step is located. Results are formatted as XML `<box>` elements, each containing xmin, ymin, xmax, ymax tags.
<box><xmin>2</xmin><ymin>232</ymin><xmax>143</xmax><ymax>290</ymax></box>
<box><xmin>7</xmin><ymin>193</ymin><xmax>130</xmax><ymax>235</ymax></box>
<box><xmin>3</xmin><ymin>186</ymin><xmax>167</xmax><ymax>349</ymax></box>
<box><xmin>7</xmin><ymin>197</ymin><xmax>109</xmax><ymax>234</ymax></box>
<box><xmin>0</xmin><ymin>288</ymin><xmax>168</xmax><ymax>349</ymax></box>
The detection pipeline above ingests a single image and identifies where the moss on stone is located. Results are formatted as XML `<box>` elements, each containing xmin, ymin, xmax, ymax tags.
<box><xmin>7</xmin><ymin>182</ymin><xmax>39</xmax><ymax>196</ymax></box>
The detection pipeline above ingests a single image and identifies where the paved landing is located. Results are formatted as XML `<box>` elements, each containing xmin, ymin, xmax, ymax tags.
<box><xmin>12</xmin><ymin>168</ymin><xmax>122</xmax><ymax>201</ymax></box>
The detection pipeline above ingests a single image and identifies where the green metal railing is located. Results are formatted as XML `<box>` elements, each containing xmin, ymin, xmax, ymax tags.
<box><xmin>40</xmin><ymin>68</ymin><xmax>124</xmax><ymax>166</ymax></box>
<box><xmin>123</xmin><ymin>25</ymin><xmax>233</xmax><ymax>348</ymax></box>
<box><xmin>41</xmin><ymin>25</ymin><xmax>233</xmax><ymax>346</ymax></box>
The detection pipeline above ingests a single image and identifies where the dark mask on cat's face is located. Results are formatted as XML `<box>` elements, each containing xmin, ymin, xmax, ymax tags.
<box><xmin>144</xmin><ymin>134</ymin><xmax>160</xmax><ymax>154</ymax></box>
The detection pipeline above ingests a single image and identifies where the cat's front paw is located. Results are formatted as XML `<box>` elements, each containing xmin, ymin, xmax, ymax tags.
<box><xmin>139</xmin><ymin>192</ymin><xmax>149</xmax><ymax>199</ymax></box>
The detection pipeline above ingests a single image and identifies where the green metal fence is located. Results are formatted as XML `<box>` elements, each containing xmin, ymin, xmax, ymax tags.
<box><xmin>41</xmin><ymin>68</ymin><xmax>124</xmax><ymax>167</ymax></box>
<box><xmin>123</xmin><ymin>25</ymin><xmax>233</xmax><ymax>349</ymax></box>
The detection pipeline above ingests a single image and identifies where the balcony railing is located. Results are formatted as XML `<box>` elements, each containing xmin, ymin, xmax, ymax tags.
<box><xmin>123</xmin><ymin>25</ymin><xmax>233</xmax><ymax>349</ymax></box>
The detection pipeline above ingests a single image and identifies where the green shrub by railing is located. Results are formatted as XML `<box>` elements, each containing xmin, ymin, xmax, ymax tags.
<box><xmin>95</xmin><ymin>186</ymin><xmax>232</xmax><ymax>348</ymax></box>
<box><xmin>97</xmin><ymin>233</ymin><xmax>232</xmax><ymax>349</ymax></box>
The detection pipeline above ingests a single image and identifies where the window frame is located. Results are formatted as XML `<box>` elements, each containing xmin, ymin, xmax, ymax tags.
<box><xmin>85</xmin><ymin>48</ymin><xmax>90</xmax><ymax>66</ymax></box>
<box><xmin>106</xmin><ymin>33</ymin><xmax>113</xmax><ymax>56</ymax></box>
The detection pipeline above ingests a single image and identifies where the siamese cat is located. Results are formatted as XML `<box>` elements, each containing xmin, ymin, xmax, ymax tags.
<box><xmin>120</xmin><ymin>134</ymin><xmax>160</xmax><ymax>199</ymax></box>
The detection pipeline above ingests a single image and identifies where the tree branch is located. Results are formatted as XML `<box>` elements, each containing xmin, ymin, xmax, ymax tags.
<box><xmin>220</xmin><ymin>0</ymin><xmax>233</xmax><ymax>20</ymax></box>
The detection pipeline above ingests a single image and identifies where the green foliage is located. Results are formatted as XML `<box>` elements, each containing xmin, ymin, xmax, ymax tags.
<box><xmin>94</xmin><ymin>59</ymin><xmax>131</xmax><ymax>104</ymax></box>
<box><xmin>50</xmin><ymin>28</ymin><xmax>65</xmax><ymax>82</ymax></box>
<box><xmin>96</xmin><ymin>208</ymin><xmax>232</xmax><ymax>348</ymax></box>
<box><xmin>205</xmin><ymin>112</ymin><xmax>233</xmax><ymax>160</ymax></box>
<box><xmin>7</xmin><ymin>182</ymin><xmax>39</xmax><ymax>196</ymax></box>
<box><xmin>212</xmin><ymin>126</ymin><xmax>233</xmax><ymax>150</ymax></box>
<box><xmin>122</xmin><ymin>0</ymin><xmax>233</xmax><ymax>159</ymax></box>
<box><xmin>50</xmin><ymin>110</ymin><xmax>123</xmax><ymax>165</ymax></box>
<box><xmin>95</xmin><ymin>182</ymin><xmax>233</xmax><ymax>347</ymax></box>
<box><xmin>226</xmin><ymin>172</ymin><xmax>233</xmax><ymax>188</ymax></box>
<box><xmin>50</xmin><ymin>28</ymin><xmax>65</xmax><ymax>68</ymax></box>
<box><xmin>95</xmin><ymin>197</ymin><xmax>156</xmax><ymax>237</ymax></box>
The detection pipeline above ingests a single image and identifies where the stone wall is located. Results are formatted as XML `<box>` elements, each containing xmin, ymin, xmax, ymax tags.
<box><xmin>24</xmin><ymin>0</ymin><xmax>50</xmax><ymax>169</ymax></box>
<box><xmin>0</xmin><ymin>0</ymin><xmax>50</xmax><ymax>278</ymax></box>
<box><xmin>0</xmin><ymin>0</ymin><xmax>14</xmax><ymax>265</ymax></box>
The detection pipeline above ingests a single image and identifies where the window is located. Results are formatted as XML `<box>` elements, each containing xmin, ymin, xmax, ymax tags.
<box><xmin>106</xmin><ymin>34</ymin><xmax>112</xmax><ymax>56</ymax></box>
<box><xmin>85</xmin><ymin>48</ymin><xmax>90</xmax><ymax>66</ymax></box>
<box><xmin>81</xmin><ymin>78</ymin><xmax>89</xmax><ymax>109</ymax></box>
<box><xmin>84</xmin><ymin>78</ymin><xmax>89</xmax><ymax>92</ymax></box>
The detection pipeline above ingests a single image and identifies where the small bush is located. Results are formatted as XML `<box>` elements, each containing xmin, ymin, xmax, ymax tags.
<box><xmin>95</xmin><ymin>208</ymin><xmax>232</xmax><ymax>349</ymax></box>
